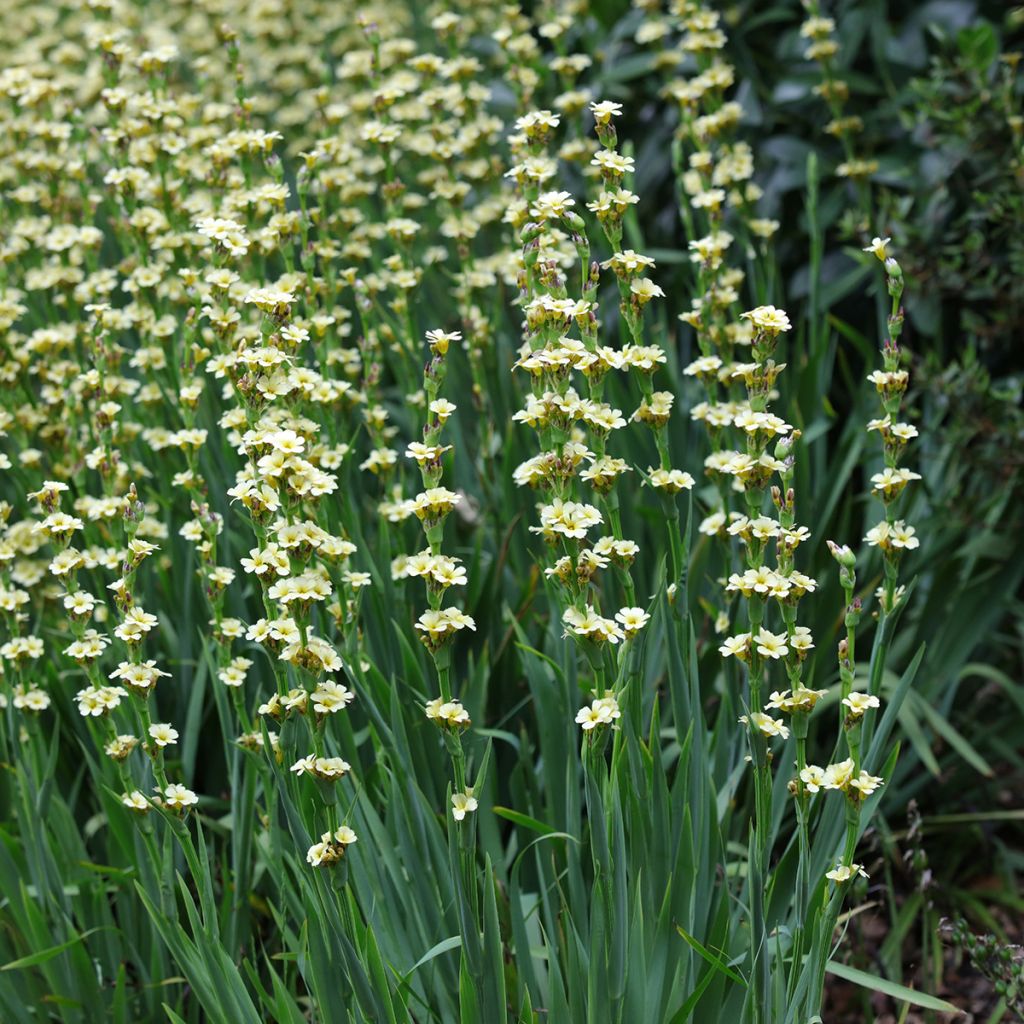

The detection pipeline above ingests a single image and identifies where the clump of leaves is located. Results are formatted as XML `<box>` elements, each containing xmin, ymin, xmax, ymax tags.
<box><xmin>887</xmin><ymin>16</ymin><xmax>1024</xmax><ymax>358</ymax></box>
<box><xmin>945</xmin><ymin>915</ymin><xmax>1024</xmax><ymax>1018</ymax></box>
<box><xmin>914</xmin><ymin>342</ymin><xmax>1023</xmax><ymax>531</ymax></box>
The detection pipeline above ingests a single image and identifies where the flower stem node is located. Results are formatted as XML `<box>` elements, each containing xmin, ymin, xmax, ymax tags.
<box><xmin>306</xmin><ymin>826</ymin><xmax>357</xmax><ymax>868</ymax></box>
<box><xmin>451</xmin><ymin>789</ymin><xmax>478</xmax><ymax>821</ymax></box>
<box><xmin>425</xmin><ymin>697</ymin><xmax>471</xmax><ymax>731</ymax></box>
<box><xmin>575</xmin><ymin>693</ymin><xmax>621</xmax><ymax>732</ymax></box>
<box><xmin>826</xmin><ymin>862</ymin><xmax>868</xmax><ymax>883</ymax></box>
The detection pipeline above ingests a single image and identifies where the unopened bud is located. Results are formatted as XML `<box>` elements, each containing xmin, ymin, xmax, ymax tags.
<box><xmin>775</xmin><ymin>436</ymin><xmax>794</xmax><ymax>461</ymax></box>
<box><xmin>123</xmin><ymin>483</ymin><xmax>144</xmax><ymax>523</ymax></box>
<box><xmin>565</xmin><ymin>212</ymin><xmax>586</xmax><ymax>234</ymax></box>
<box><xmin>827</xmin><ymin>540</ymin><xmax>857</xmax><ymax>569</ymax></box>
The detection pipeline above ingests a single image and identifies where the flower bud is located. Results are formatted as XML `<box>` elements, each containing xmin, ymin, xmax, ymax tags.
<box><xmin>827</xmin><ymin>540</ymin><xmax>856</xmax><ymax>569</ymax></box>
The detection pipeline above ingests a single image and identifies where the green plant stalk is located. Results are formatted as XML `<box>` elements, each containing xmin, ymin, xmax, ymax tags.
<box><xmin>788</xmin><ymin>712</ymin><xmax>813</xmax><ymax>1000</ymax></box>
<box><xmin>745</xmin><ymin>589</ymin><xmax>772</xmax><ymax>1024</ymax></box>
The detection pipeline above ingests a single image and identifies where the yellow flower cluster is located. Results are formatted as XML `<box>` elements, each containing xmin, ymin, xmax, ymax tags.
<box><xmin>800</xmin><ymin>2</ymin><xmax>876</xmax><ymax>183</ymax></box>
<box><xmin>861</xmin><ymin>242</ymin><xmax>918</xmax><ymax>611</ymax></box>
<box><xmin>508</xmin><ymin>100</ymin><xmax>669</xmax><ymax>729</ymax></box>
